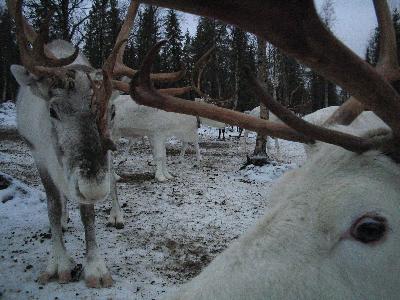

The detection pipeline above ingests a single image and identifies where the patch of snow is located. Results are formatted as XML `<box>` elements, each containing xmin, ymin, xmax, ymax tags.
<box><xmin>0</xmin><ymin>171</ymin><xmax>46</xmax><ymax>227</ymax></box>
<box><xmin>0</xmin><ymin>101</ymin><xmax>17</xmax><ymax>128</ymax></box>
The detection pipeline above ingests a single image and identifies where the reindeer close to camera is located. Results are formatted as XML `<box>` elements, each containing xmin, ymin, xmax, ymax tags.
<box><xmin>8</xmin><ymin>0</ymin><xmax>119</xmax><ymax>286</ymax></box>
<box><xmin>6</xmin><ymin>0</ymin><xmax>156</xmax><ymax>287</ymax></box>
<box><xmin>127</xmin><ymin>0</ymin><xmax>400</xmax><ymax>298</ymax></box>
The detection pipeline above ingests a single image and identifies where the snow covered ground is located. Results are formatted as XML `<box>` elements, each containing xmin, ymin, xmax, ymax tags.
<box><xmin>0</xmin><ymin>101</ymin><xmax>306</xmax><ymax>299</ymax></box>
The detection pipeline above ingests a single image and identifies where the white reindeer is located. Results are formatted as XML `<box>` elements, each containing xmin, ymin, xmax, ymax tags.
<box><xmin>9</xmin><ymin>6</ymin><xmax>115</xmax><ymax>289</ymax></box>
<box><xmin>7</xmin><ymin>0</ymin><xmax>141</xmax><ymax>287</ymax></box>
<box><xmin>194</xmin><ymin>98</ymin><xmax>228</xmax><ymax>140</ymax></box>
<box><xmin>110</xmin><ymin>95</ymin><xmax>201</xmax><ymax>183</ymax></box>
<box><xmin>130</xmin><ymin>0</ymin><xmax>400</xmax><ymax>298</ymax></box>
<box><xmin>108</xmin><ymin>96</ymin><xmax>226</xmax><ymax>228</ymax></box>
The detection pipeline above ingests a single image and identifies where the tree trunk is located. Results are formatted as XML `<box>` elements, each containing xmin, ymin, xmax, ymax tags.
<box><xmin>2</xmin><ymin>70</ymin><xmax>7</xmax><ymax>102</ymax></box>
<box><xmin>233</xmin><ymin>59</ymin><xmax>239</xmax><ymax>110</ymax></box>
<box><xmin>324</xmin><ymin>80</ymin><xmax>329</xmax><ymax>107</ymax></box>
<box><xmin>253</xmin><ymin>37</ymin><xmax>269</xmax><ymax>158</ymax></box>
<box><xmin>61</xmin><ymin>0</ymin><xmax>70</xmax><ymax>41</ymax></box>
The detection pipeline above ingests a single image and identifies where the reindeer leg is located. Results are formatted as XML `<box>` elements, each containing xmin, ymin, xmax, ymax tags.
<box><xmin>80</xmin><ymin>204</ymin><xmax>113</xmax><ymax>288</ymax></box>
<box><xmin>161</xmin><ymin>138</ymin><xmax>174</xmax><ymax>179</ymax></box>
<box><xmin>179</xmin><ymin>141</ymin><xmax>189</xmax><ymax>163</ymax></box>
<box><xmin>61</xmin><ymin>194</ymin><xmax>69</xmax><ymax>231</ymax></box>
<box><xmin>107</xmin><ymin>163</ymin><xmax>124</xmax><ymax>229</ymax></box>
<box><xmin>267</xmin><ymin>136</ymin><xmax>272</xmax><ymax>153</ymax></box>
<box><xmin>194</xmin><ymin>135</ymin><xmax>202</xmax><ymax>165</ymax></box>
<box><xmin>151</xmin><ymin>136</ymin><xmax>168</xmax><ymax>182</ymax></box>
<box><xmin>37</xmin><ymin>169</ymin><xmax>75</xmax><ymax>285</ymax></box>
<box><xmin>275</xmin><ymin>138</ymin><xmax>281</xmax><ymax>160</ymax></box>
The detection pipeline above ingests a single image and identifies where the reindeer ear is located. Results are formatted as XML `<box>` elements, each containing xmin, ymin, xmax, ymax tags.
<box><xmin>10</xmin><ymin>64</ymin><xmax>53</xmax><ymax>100</ymax></box>
<box><xmin>10</xmin><ymin>65</ymin><xmax>36</xmax><ymax>86</ymax></box>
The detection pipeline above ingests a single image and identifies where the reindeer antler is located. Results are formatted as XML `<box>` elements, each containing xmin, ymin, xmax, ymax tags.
<box><xmin>108</xmin><ymin>0</ymin><xmax>185</xmax><ymax>83</ymax></box>
<box><xmin>130</xmin><ymin>41</ymin><xmax>380</xmax><ymax>153</ymax></box>
<box><xmin>10</xmin><ymin>0</ymin><xmax>79</xmax><ymax>78</ymax></box>
<box><xmin>190</xmin><ymin>45</ymin><xmax>235</xmax><ymax>108</ymax></box>
<box><xmin>191</xmin><ymin>46</ymin><xmax>215</xmax><ymax>99</ymax></box>
<box><xmin>130</xmin><ymin>41</ymin><xmax>313</xmax><ymax>144</ymax></box>
<box><xmin>136</xmin><ymin>0</ymin><xmax>400</xmax><ymax>143</ymax></box>
<box><xmin>326</xmin><ymin>0</ymin><xmax>400</xmax><ymax>126</ymax></box>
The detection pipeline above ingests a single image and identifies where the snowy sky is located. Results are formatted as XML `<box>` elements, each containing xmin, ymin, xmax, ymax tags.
<box><xmin>179</xmin><ymin>0</ymin><xmax>400</xmax><ymax>58</ymax></box>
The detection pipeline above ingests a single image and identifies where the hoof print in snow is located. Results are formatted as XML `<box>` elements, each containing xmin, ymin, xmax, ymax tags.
<box><xmin>0</xmin><ymin>173</ymin><xmax>14</xmax><ymax>203</ymax></box>
<box><xmin>0</xmin><ymin>174</ymin><xmax>12</xmax><ymax>190</ymax></box>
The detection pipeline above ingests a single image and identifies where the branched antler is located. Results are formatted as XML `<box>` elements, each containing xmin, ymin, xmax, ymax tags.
<box><xmin>130</xmin><ymin>41</ymin><xmax>314</xmax><ymax>144</ymax></box>
<box><xmin>130</xmin><ymin>41</ymin><xmax>378</xmax><ymax>153</ymax></box>
<box><xmin>136</xmin><ymin>0</ymin><xmax>400</xmax><ymax>142</ymax></box>
<box><xmin>11</xmin><ymin>0</ymin><xmax>78</xmax><ymax>78</ymax></box>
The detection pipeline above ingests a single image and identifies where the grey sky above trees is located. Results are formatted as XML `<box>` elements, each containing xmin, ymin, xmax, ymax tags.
<box><xmin>179</xmin><ymin>0</ymin><xmax>400</xmax><ymax>57</ymax></box>
<box><xmin>0</xmin><ymin>0</ymin><xmax>397</xmax><ymax>56</ymax></box>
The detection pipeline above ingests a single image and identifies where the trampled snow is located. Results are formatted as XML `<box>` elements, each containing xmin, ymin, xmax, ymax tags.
<box><xmin>0</xmin><ymin>102</ymin><xmax>306</xmax><ymax>299</ymax></box>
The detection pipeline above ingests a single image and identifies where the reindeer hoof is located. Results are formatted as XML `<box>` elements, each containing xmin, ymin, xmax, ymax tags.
<box><xmin>38</xmin><ymin>253</ymin><xmax>75</xmax><ymax>285</ymax></box>
<box><xmin>37</xmin><ymin>272</ymin><xmax>51</xmax><ymax>285</ymax></box>
<box><xmin>37</xmin><ymin>270</ymin><xmax>72</xmax><ymax>285</ymax></box>
<box><xmin>107</xmin><ymin>215</ymin><xmax>125</xmax><ymax>229</ymax></box>
<box><xmin>155</xmin><ymin>176</ymin><xmax>168</xmax><ymax>182</ymax></box>
<box><xmin>84</xmin><ymin>256</ymin><xmax>113</xmax><ymax>288</ymax></box>
<box><xmin>164</xmin><ymin>173</ymin><xmax>174</xmax><ymax>180</ymax></box>
<box><xmin>85</xmin><ymin>273</ymin><xmax>113</xmax><ymax>288</ymax></box>
<box><xmin>58</xmin><ymin>271</ymin><xmax>72</xmax><ymax>284</ymax></box>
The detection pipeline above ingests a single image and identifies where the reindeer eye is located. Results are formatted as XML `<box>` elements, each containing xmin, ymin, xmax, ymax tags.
<box><xmin>350</xmin><ymin>215</ymin><xmax>387</xmax><ymax>244</ymax></box>
<box><xmin>50</xmin><ymin>107</ymin><xmax>60</xmax><ymax>120</ymax></box>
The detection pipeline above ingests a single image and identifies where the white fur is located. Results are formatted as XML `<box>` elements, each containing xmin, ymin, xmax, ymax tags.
<box><xmin>111</xmin><ymin>95</ymin><xmax>202</xmax><ymax>182</ymax></box>
<box><xmin>166</xmin><ymin>117</ymin><xmax>400</xmax><ymax>299</ymax></box>
<box><xmin>11</xmin><ymin>40</ymin><xmax>112</xmax><ymax>286</ymax></box>
<box><xmin>303</xmin><ymin>107</ymin><xmax>389</xmax><ymax>156</ymax></box>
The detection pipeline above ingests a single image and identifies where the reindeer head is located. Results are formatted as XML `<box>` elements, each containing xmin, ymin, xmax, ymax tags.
<box><xmin>8</xmin><ymin>0</ymin><xmax>122</xmax><ymax>205</ymax></box>
<box><xmin>127</xmin><ymin>0</ymin><xmax>400</xmax><ymax>298</ymax></box>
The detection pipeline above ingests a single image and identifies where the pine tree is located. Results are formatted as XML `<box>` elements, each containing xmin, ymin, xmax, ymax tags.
<box><xmin>134</xmin><ymin>5</ymin><xmax>160</xmax><ymax>70</ymax></box>
<box><xmin>160</xmin><ymin>9</ymin><xmax>183</xmax><ymax>72</ymax></box>
<box><xmin>307</xmin><ymin>0</ymin><xmax>338</xmax><ymax>110</ymax></box>
<box><xmin>229</xmin><ymin>27</ymin><xmax>257</xmax><ymax>111</ymax></box>
<box><xmin>252</xmin><ymin>37</ymin><xmax>269</xmax><ymax>158</ymax></box>
<box><xmin>26</xmin><ymin>0</ymin><xmax>89</xmax><ymax>43</ymax></box>
<box><xmin>191</xmin><ymin>17</ymin><xmax>219</xmax><ymax>98</ymax></box>
<box><xmin>366</xmin><ymin>8</ymin><xmax>400</xmax><ymax>66</ymax></box>
<box><xmin>83</xmin><ymin>0</ymin><xmax>121</xmax><ymax>68</ymax></box>
<box><xmin>0</xmin><ymin>6</ymin><xmax>19</xmax><ymax>101</ymax></box>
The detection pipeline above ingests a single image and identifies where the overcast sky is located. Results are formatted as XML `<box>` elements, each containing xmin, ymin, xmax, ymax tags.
<box><xmin>179</xmin><ymin>0</ymin><xmax>400</xmax><ymax>58</ymax></box>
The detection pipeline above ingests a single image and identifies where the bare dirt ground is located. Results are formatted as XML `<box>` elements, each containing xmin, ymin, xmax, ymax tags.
<box><xmin>0</xmin><ymin>105</ymin><xmax>305</xmax><ymax>299</ymax></box>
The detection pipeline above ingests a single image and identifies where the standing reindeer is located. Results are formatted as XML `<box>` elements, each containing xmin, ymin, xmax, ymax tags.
<box><xmin>109</xmin><ymin>49</ymin><xmax>218</xmax><ymax>184</ymax></box>
<box><xmin>110</xmin><ymin>95</ymin><xmax>201</xmax><ymax>182</ymax></box>
<box><xmin>129</xmin><ymin>0</ymin><xmax>400</xmax><ymax>298</ymax></box>
<box><xmin>6</xmin><ymin>0</ymin><xmax>139</xmax><ymax>287</ymax></box>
